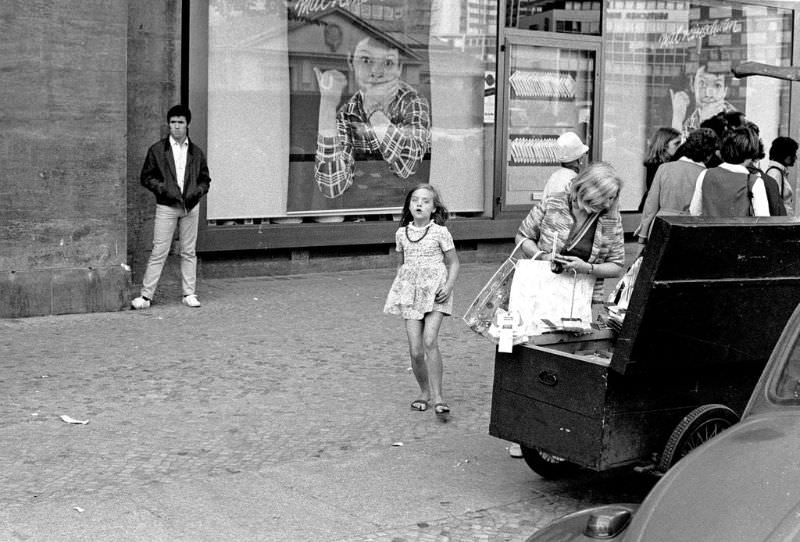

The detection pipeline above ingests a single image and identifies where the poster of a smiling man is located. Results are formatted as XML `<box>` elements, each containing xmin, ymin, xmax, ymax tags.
<box><xmin>312</xmin><ymin>36</ymin><xmax>431</xmax><ymax>201</ymax></box>
<box><xmin>286</xmin><ymin>15</ymin><xmax>432</xmax><ymax>214</ymax></box>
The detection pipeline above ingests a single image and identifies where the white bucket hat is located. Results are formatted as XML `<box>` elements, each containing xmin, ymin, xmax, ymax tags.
<box><xmin>557</xmin><ymin>132</ymin><xmax>589</xmax><ymax>163</ymax></box>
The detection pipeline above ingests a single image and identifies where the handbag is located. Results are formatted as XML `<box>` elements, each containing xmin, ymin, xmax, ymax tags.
<box><xmin>508</xmin><ymin>260</ymin><xmax>595</xmax><ymax>340</ymax></box>
<box><xmin>462</xmin><ymin>239</ymin><xmax>526</xmax><ymax>342</ymax></box>
<box><xmin>765</xmin><ymin>166</ymin><xmax>786</xmax><ymax>199</ymax></box>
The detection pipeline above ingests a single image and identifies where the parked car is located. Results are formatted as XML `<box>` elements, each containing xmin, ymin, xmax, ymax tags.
<box><xmin>526</xmin><ymin>300</ymin><xmax>800</xmax><ymax>542</ymax></box>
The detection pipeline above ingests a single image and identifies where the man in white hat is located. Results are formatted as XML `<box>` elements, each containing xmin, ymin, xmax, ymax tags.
<box><xmin>541</xmin><ymin>131</ymin><xmax>590</xmax><ymax>201</ymax></box>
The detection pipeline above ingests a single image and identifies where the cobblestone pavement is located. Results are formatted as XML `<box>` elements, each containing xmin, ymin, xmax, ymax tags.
<box><xmin>0</xmin><ymin>261</ymin><xmax>653</xmax><ymax>541</ymax></box>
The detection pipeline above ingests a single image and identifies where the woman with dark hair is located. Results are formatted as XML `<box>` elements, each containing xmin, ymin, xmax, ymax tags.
<box><xmin>689</xmin><ymin>124</ymin><xmax>770</xmax><ymax>217</ymax></box>
<box><xmin>636</xmin><ymin>127</ymin><xmax>719</xmax><ymax>243</ymax></box>
<box><xmin>745</xmin><ymin>122</ymin><xmax>786</xmax><ymax>217</ymax></box>
<box><xmin>639</xmin><ymin>127</ymin><xmax>682</xmax><ymax>211</ymax></box>
<box><xmin>764</xmin><ymin>136</ymin><xmax>798</xmax><ymax>215</ymax></box>
<box><xmin>698</xmin><ymin>110</ymin><xmax>744</xmax><ymax>168</ymax></box>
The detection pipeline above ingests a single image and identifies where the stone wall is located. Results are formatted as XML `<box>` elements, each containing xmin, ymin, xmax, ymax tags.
<box><xmin>126</xmin><ymin>1</ymin><xmax>183</xmax><ymax>290</ymax></box>
<box><xmin>0</xmin><ymin>1</ymin><xmax>132</xmax><ymax>317</ymax></box>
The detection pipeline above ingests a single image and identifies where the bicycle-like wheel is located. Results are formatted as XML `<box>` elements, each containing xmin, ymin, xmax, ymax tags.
<box><xmin>658</xmin><ymin>404</ymin><xmax>739</xmax><ymax>473</ymax></box>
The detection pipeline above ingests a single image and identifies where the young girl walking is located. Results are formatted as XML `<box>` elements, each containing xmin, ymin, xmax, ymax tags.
<box><xmin>384</xmin><ymin>183</ymin><xmax>460</xmax><ymax>418</ymax></box>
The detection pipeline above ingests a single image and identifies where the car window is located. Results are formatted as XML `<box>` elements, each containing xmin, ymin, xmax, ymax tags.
<box><xmin>773</xmin><ymin>333</ymin><xmax>800</xmax><ymax>405</ymax></box>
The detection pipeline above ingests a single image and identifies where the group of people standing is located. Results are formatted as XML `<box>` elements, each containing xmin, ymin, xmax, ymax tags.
<box><xmin>636</xmin><ymin>112</ymin><xmax>798</xmax><ymax>245</ymax></box>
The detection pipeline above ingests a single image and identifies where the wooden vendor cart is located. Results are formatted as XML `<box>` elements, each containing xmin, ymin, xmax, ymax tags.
<box><xmin>490</xmin><ymin>217</ymin><xmax>800</xmax><ymax>478</ymax></box>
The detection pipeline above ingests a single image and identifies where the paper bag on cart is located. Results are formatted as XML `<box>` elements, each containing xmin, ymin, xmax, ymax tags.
<box><xmin>508</xmin><ymin>259</ymin><xmax>595</xmax><ymax>336</ymax></box>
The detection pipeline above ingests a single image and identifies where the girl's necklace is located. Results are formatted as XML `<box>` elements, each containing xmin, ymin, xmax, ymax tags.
<box><xmin>405</xmin><ymin>221</ymin><xmax>433</xmax><ymax>243</ymax></box>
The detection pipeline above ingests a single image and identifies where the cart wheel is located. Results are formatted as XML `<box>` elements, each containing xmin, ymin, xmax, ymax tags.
<box><xmin>658</xmin><ymin>404</ymin><xmax>739</xmax><ymax>473</ymax></box>
<box><xmin>520</xmin><ymin>445</ymin><xmax>579</xmax><ymax>479</ymax></box>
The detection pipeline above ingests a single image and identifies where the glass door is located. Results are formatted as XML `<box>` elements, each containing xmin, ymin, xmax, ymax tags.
<box><xmin>498</xmin><ymin>33</ymin><xmax>601</xmax><ymax>210</ymax></box>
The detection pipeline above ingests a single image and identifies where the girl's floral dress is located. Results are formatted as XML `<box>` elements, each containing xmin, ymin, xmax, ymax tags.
<box><xmin>383</xmin><ymin>222</ymin><xmax>454</xmax><ymax>320</ymax></box>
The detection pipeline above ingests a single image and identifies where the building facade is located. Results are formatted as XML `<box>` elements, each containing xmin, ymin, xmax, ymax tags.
<box><xmin>2</xmin><ymin>0</ymin><xmax>798</xmax><ymax>316</ymax></box>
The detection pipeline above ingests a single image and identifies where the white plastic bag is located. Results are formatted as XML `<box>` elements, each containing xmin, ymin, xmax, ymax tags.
<box><xmin>509</xmin><ymin>259</ymin><xmax>595</xmax><ymax>337</ymax></box>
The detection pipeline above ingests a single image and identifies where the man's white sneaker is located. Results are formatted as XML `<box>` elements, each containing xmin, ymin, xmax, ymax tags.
<box><xmin>182</xmin><ymin>294</ymin><xmax>201</xmax><ymax>308</ymax></box>
<box><xmin>509</xmin><ymin>443</ymin><xmax>523</xmax><ymax>458</ymax></box>
<box><xmin>131</xmin><ymin>296</ymin><xmax>151</xmax><ymax>309</ymax></box>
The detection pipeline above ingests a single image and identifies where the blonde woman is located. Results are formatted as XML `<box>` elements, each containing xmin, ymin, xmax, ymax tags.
<box><xmin>515</xmin><ymin>161</ymin><xmax>625</xmax><ymax>304</ymax></box>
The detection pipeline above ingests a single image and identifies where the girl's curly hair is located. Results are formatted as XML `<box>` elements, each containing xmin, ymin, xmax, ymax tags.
<box><xmin>399</xmin><ymin>183</ymin><xmax>449</xmax><ymax>226</ymax></box>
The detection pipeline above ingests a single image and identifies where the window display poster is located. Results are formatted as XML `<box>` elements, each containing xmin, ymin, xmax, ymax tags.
<box><xmin>484</xmin><ymin>70</ymin><xmax>495</xmax><ymax>124</ymax></box>
<box><xmin>206</xmin><ymin>0</ymin><xmax>490</xmax><ymax>220</ymax></box>
<box><xmin>650</xmin><ymin>4</ymin><xmax>791</xmax><ymax>141</ymax></box>
<box><xmin>285</xmin><ymin>7</ymin><xmax>432</xmax><ymax>213</ymax></box>
<box><xmin>654</xmin><ymin>11</ymin><xmax>747</xmax><ymax>137</ymax></box>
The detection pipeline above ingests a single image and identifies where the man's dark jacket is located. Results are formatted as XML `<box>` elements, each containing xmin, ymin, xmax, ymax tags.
<box><xmin>140</xmin><ymin>138</ymin><xmax>211</xmax><ymax>211</ymax></box>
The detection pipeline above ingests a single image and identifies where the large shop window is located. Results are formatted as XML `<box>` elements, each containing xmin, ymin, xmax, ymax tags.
<box><xmin>205</xmin><ymin>1</ymin><xmax>497</xmax><ymax>223</ymax></box>
<box><xmin>603</xmin><ymin>1</ymin><xmax>794</xmax><ymax>211</ymax></box>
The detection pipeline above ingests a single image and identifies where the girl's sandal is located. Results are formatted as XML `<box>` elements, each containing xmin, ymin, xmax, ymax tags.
<box><xmin>433</xmin><ymin>403</ymin><xmax>450</xmax><ymax>419</ymax></box>
<box><xmin>411</xmin><ymin>399</ymin><xmax>429</xmax><ymax>412</ymax></box>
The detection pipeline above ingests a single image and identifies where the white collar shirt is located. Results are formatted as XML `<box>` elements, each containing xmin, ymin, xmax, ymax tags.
<box><xmin>689</xmin><ymin>162</ymin><xmax>770</xmax><ymax>216</ymax></box>
<box><xmin>678</xmin><ymin>156</ymin><xmax>705</xmax><ymax>167</ymax></box>
<box><xmin>170</xmin><ymin>136</ymin><xmax>189</xmax><ymax>192</ymax></box>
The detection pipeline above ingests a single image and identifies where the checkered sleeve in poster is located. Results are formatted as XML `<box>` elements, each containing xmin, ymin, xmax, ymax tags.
<box><xmin>380</xmin><ymin>85</ymin><xmax>430</xmax><ymax>179</ymax></box>
<box><xmin>314</xmin><ymin>132</ymin><xmax>355</xmax><ymax>199</ymax></box>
